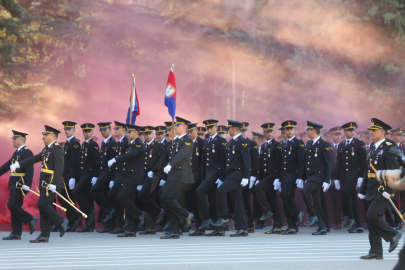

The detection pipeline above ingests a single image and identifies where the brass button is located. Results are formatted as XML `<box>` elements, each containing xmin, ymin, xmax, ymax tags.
<box><xmin>227</xmin><ymin>164</ymin><xmax>229</xmax><ymax>166</ymax></box>
<box><xmin>101</xmin><ymin>167</ymin><xmax>103</xmax><ymax>169</ymax></box>
<box><xmin>228</xmin><ymin>159</ymin><xmax>230</xmax><ymax>161</ymax></box>
<box><xmin>284</xmin><ymin>168</ymin><xmax>286</xmax><ymax>170</ymax></box>
<box><xmin>264</xmin><ymin>158</ymin><xmax>266</xmax><ymax>160</ymax></box>
<box><xmin>81</xmin><ymin>167</ymin><xmax>83</xmax><ymax>169</ymax></box>
<box><xmin>190</xmin><ymin>163</ymin><xmax>192</xmax><ymax>165</ymax></box>
<box><xmin>264</xmin><ymin>169</ymin><xmax>266</xmax><ymax>171</ymax></box>
<box><xmin>346</xmin><ymin>151</ymin><xmax>348</xmax><ymax>153</ymax></box>
<box><xmin>307</xmin><ymin>168</ymin><xmax>309</xmax><ymax>170</ymax></box>
<box><xmin>346</xmin><ymin>157</ymin><xmax>348</xmax><ymax>159</ymax></box>
<box><xmin>207</xmin><ymin>163</ymin><xmax>209</xmax><ymax>165</ymax></box>
<box><xmin>284</xmin><ymin>162</ymin><xmax>286</xmax><ymax>164</ymax></box>
<box><xmin>144</xmin><ymin>167</ymin><xmax>146</xmax><ymax>169</ymax></box>
<box><xmin>346</xmin><ymin>169</ymin><xmax>348</xmax><ymax>171</ymax></box>
<box><xmin>264</xmin><ymin>164</ymin><xmax>266</xmax><ymax>166</ymax></box>
<box><xmin>308</xmin><ymin>162</ymin><xmax>310</xmax><ymax>164</ymax></box>
<box><xmin>346</xmin><ymin>163</ymin><xmax>348</xmax><ymax>165</ymax></box>
<box><xmin>284</xmin><ymin>156</ymin><xmax>286</xmax><ymax>158</ymax></box>
<box><xmin>123</xmin><ymin>168</ymin><xmax>125</xmax><ymax>170</ymax></box>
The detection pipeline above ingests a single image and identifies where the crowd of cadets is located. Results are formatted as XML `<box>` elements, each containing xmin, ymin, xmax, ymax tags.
<box><xmin>1</xmin><ymin>118</ymin><xmax>405</xmax><ymax>247</ymax></box>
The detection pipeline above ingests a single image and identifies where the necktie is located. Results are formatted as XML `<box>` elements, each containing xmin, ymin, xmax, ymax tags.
<box><xmin>334</xmin><ymin>144</ymin><xmax>337</xmax><ymax>151</ymax></box>
<box><xmin>265</xmin><ymin>142</ymin><xmax>268</xmax><ymax>148</ymax></box>
<box><xmin>346</xmin><ymin>140</ymin><xmax>350</xmax><ymax>146</ymax></box>
<box><xmin>309</xmin><ymin>140</ymin><xmax>313</xmax><ymax>145</ymax></box>
<box><xmin>370</xmin><ymin>145</ymin><xmax>375</xmax><ymax>156</ymax></box>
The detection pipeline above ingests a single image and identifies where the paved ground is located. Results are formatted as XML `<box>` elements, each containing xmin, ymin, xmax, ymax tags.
<box><xmin>0</xmin><ymin>227</ymin><xmax>401</xmax><ymax>270</ymax></box>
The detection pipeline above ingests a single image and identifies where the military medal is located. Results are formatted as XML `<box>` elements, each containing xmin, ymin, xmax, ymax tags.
<box><xmin>315</xmin><ymin>148</ymin><xmax>318</xmax><ymax>157</ymax></box>
<box><xmin>85</xmin><ymin>148</ymin><xmax>87</xmax><ymax>157</ymax></box>
<box><xmin>212</xmin><ymin>144</ymin><xmax>215</xmax><ymax>153</ymax></box>
<box><xmin>267</xmin><ymin>149</ymin><xmax>270</xmax><ymax>158</ymax></box>
<box><xmin>288</xmin><ymin>146</ymin><xmax>292</xmax><ymax>155</ymax></box>
<box><xmin>196</xmin><ymin>147</ymin><xmax>199</xmax><ymax>156</ymax></box>
<box><xmin>149</xmin><ymin>149</ymin><xmax>153</xmax><ymax>158</ymax></box>
<box><xmin>176</xmin><ymin>144</ymin><xmax>179</xmax><ymax>152</ymax></box>
<box><xmin>232</xmin><ymin>145</ymin><xmax>235</xmax><ymax>155</ymax></box>
<box><xmin>351</xmin><ymin>147</ymin><xmax>355</xmax><ymax>156</ymax></box>
<box><xmin>374</xmin><ymin>157</ymin><xmax>378</xmax><ymax>165</ymax></box>
<box><xmin>119</xmin><ymin>147</ymin><xmax>122</xmax><ymax>155</ymax></box>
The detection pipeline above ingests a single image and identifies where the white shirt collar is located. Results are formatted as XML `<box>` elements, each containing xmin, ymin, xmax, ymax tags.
<box><xmin>312</xmin><ymin>136</ymin><xmax>321</xmax><ymax>145</ymax></box>
<box><xmin>161</xmin><ymin>138</ymin><xmax>166</xmax><ymax>143</ymax></box>
<box><xmin>345</xmin><ymin>137</ymin><xmax>354</xmax><ymax>144</ymax></box>
<box><xmin>374</xmin><ymin>138</ymin><xmax>386</xmax><ymax>150</ymax></box>
<box><xmin>103</xmin><ymin>135</ymin><xmax>112</xmax><ymax>144</ymax></box>
<box><xmin>233</xmin><ymin>133</ymin><xmax>242</xmax><ymax>140</ymax></box>
<box><xmin>332</xmin><ymin>142</ymin><xmax>339</xmax><ymax>148</ymax></box>
<box><xmin>266</xmin><ymin>139</ymin><xmax>273</xmax><ymax>144</ymax></box>
<box><xmin>17</xmin><ymin>144</ymin><xmax>26</xmax><ymax>151</ymax></box>
<box><xmin>85</xmin><ymin>137</ymin><xmax>93</xmax><ymax>143</ymax></box>
<box><xmin>193</xmin><ymin>138</ymin><xmax>197</xmax><ymax>143</ymax></box>
<box><xmin>146</xmin><ymin>138</ymin><xmax>155</xmax><ymax>146</ymax></box>
<box><xmin>67</xmin><ymin>135</ymin><xmax>75</xmax><ymax>142</ymax></box>
<box><xmin>210</xmin><ymin>133</ymin><xmax>218</xmax><ymax>139</ymax></box>
<box><xmin>48</xmin><ymin>141</ymin><xmax>57</xmax><ymax>148</ymax></box>
<box><xmin>130</xmin><ymin>139</ymin><xmax>136</xmax><ymax>144</ymax></box>
<box><xmin>287</xmin><ymin>135</ymin><xmax>295</xmax><ymax>142</ymax></box>
<box><xmin>178</xmin><ymin>133</ymin><xmax>187</xmax><ymax>140</ymax></box>
<box><xmin>118</xmin><ymin>136</ymin><xmax>125</xmax><ymax>143</ymax></box>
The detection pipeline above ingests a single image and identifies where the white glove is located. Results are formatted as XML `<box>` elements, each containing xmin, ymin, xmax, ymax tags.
<box><xmin>159</xmin><ymin>179</ymin><xmax>166</xmax><ymax>186</ymax></box>
<box><xmin>109</xmin><ymin>181</ymin><xmax>114</xmax><ymax>189</ymax></box>
<box><xmin>273</xmin><ymin>179</ymin><xmax>280</xmax><ymax>190</ymax></box>
<box><xmin>69</xmin><ymin>178</ymin><xmax>75</xmax><ymax>190</ymax></box>
<box><xmin>358</xmin><ymin>193</ymin><xmax>365</xmax><ymax>199</ymax></box>
<box><xmin>249</xmin><ymin>176</ymin><xmax>256</xmax><ymax>189</ymax></box>
<box><xmin>108</xmin><ymin>158</ymin><xmax>116</xmax><ymax>168</ymax></box>
<box><xmin>334</xmin><ymin>180</ymin><xmax>340</xmax><ymax>190</ymax></box>
<box><xmin>164</xmin><ymin>165</ymin><xmax>171</xmax><ymax>174</ymax></box>
<box><xmin>241</xmin><ymin>178</ymin><xmax>249</xmax><ymax>187</ymax></box>
<box><xmin>255</xmin><ymin>180</ymin><xmax>260</xmax><ymax>186</ymax></box>
<box><xmin>322</xmin><ymin>182</ymin><xmax>330</xmax><ymax>192</ymax></box>
<box><xmin>296</xmin><ymin>179</ymin><xmax>304</xmax><ymax>189</ymax></box>
<box><xmin>278</xmin><ymin>186</ymin><xmax>282</xmax><ymax>192</ymax></box>
<box><xmin>23</xmin><ymin>185</ymin><xmax>30</xmax><ymax>191</ymax></box>
<box><xmin>382</xmin><ymin>191</ymin><xmax>391</xmax><ymax>200</ymax></box>
<box><xmin>148</xmin><ymin>171</ymin><xmax>154</xmax><ymax>178</ymax></box>
<box><xmin>48</xmin><ymin>184</ymin><xmax>56</xmax><ymax>193</ymax></box>
<box><xmin>10</xmin><ymin>161</ymin><xmax>20</xmax><ymax>173</ymax></box>
<box><xmin>357</xmin><ymin>177</ymin><xmax>363</xmax><ymax>188</ymax></box>
<box><xmin>137</xmin><ymin>185</ymin><xmax>143</xmax><ymax>191</ymax></box>
<box><xmin>215</xmin><ymin>179</ymin><xmax>223</xmax><ymax>188</ymax></box>
<box><xmin>91</xmin><ymin>177</ymin><xmax>98</xmax><ymax>186</ymax></box>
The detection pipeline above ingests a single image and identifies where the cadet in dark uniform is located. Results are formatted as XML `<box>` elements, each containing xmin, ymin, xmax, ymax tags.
<box><xmin>90</xmin><ymin>122</ymin><xmax>117</xmax><ymax>233</ymax></box>
<box><xmin>334</xmin><ymin>122</ymin><xmax>366</xmax><ymax>233</ymax></box>
<box><xmin>301</xmin><ymin>121</ymin><xmax>332</xmax><ymax>235</ymax></box>
<box><xmin>329</xmin><ymin>126</ymin><xmax>343</xmax><ymax>229</ymax></box>
<box><xmin>0</xmin><ymin>130</ymin><xmax>37</xmax><ymax>240</ymax></box>
<box><xmin>138</xmin><ymin>126</ymin><xmax>166</xmax><ymax>235</ymax></box>
<box><xmin>217</xmin><ymin>125</ymin><xmax>228</xmax><ymax>140</ymax></box>
<box><xmin>60</xmin><ymin>121</ymin><xmax>82</xmax><ymax>232</ymax></box>
<box><xmin>108</xmin><ymin>124</ymin><xmax>144</xmax><ymax>237</ymax></box>
<box><xmin>106</xmin><ymin>121</ymin><xmax>128</xmax><ymax>234</ymax></box>
<box><xmin>254</xmin><ymin>123</ymin><xmax>283</xmax><ymax>234</ymax></box>
<box><xmin>155</xmin><ymin>126</ymin><xmax>166</xmax><ymax>144</ymax></box>
<box><xmin>278</xmin><ymin>121</ymin><xmax>305</xmax><ymax>235</ymax></box>
<box><xmin>211</xmin><ymin>120</ymin><xmax>250</xmax><ymax>237</ymax></box>
<box><xmin>197</xmin><ymin>127</ymin><xmax>206</xmax><ymax>140</ymax></box>
<box><xmin>160</xmin><ymin>117</ymin><xmax>194</xmax><ymax>239</ymax></box>
<box><xmin>392</xmin><ymin>127</ymin><xmax>405</xmax><ymax>229</ymax></box>
<box><xmin>359</xmin><ymin>118</ymin><xmax>401</xmax><ymax>259</ymax></box>
<box><xmin>12</xmin><ymin>126</ymin><xmax>68</xmax><ymax>243</ymax></box>
<box><xmin>196</xmin><ymin>119</ymin><xmax>227</xmax><ymax>236</ymax></box>
<box><xmin>73</xmin><ymin>123</ymin><xmax>100</xmax><ymax>232</ymax></box>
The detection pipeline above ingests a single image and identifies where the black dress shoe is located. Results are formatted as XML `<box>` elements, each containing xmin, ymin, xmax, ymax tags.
<box><xmin>96</xmin><ymin>227</ymin><xmax>113</xmax><ymax>233</ymax></box>
<box><xmin>224</xmin><ymin>224</ymin><xmax>230</xmax><ymax>231</ymax></box>
<box><xmin>397</xmin><ymin>222</ymin><xmax>404</xmax><ymax>230</ymax></box>
<box><xmin>295</xmin><ymin>211</ymin><xmax>304</xmax><ymax>227</ymax></box>
<box><xmin>344</xmin><ymin>218</ymin><xmax>355</xmax><ymax>227</ymax></box>
<box><xmin>182</xmin><ymin>226</ymin><xmax>190</xmax><ymax>233</ymax></box>
<box><xmin>29</xmin><ymin>235</ymin><xmax>49</xmax><ymax>243</ymax></box>
<box><xmin>70</xmin><ymin>216</ymin><xmax>83</xmax><ymax>232</ymax></box>
<box><xmin>117</xmin><ymin>231</ymin><xmax>136</xmax><ymax>237</ymax></box>
<box><xmin>184</xmin><ymin>212</ymin><xmax>194</xmax><ymax>227</ymax></box>
<box><xmin>138</xmin><ymin>211</ymin><xmax>146</xmax><ymax>228</ymax></box>
<box><xmin>304</xmin><ymin>216</ymin><xmax>317</xmax><ymax>226</ymax></box>
<box><xmin>2</xmin><ymin>233</ymin><xmax>21</xmax><ymax>240</ymax></box>
<box><xmin>123</xmin><ymin>219</ymin><xmax>128</xmax><ymax>230</ymax></box>
<box><xmin>333</xmin><ymin>224</ymin><xmax>342</xmax><ymax>230</ymax></box>
<box><xmin>110</xmin><ymin>227</ymin><xmax>125</xmax><ymax>234</ymax></box>
<box><xmin>255</xmin><ymin>221</ymin><xmax>266</xmax><ymax>229</ymax></box>
<box><xmin>360</xmin><ymin>253</ymin><xmax>383</xmax><ymax>260</ymax></box>
<box><xmin>50</xmin><ymin>224</ymin><xmax>58</xmax><ymax>232</ymax></box>
<box><xmin>160</xmin><ymin>233</ymin><xmax>179</xmax><ymax>239</ymax></box>
<box><xmin>205</xmin><ymin>230</ymin><xmax>225</xmax><ymax>236</ymax></box>
<box><xmin>247</xmin><ymin>227</ymin><xmax>254</xmax><ymax>233</ymax></box>
<box><xmin>389</xmin><ymin>231</ymin><xmax>402</xmax><ymax>253</ymax></box>
<box><xmin>102</xmin><ymin>209</ymin><xmax>116</xmax><ymax>224</ymax></box>
<box><xmin>349</xmin><ymin>227</ymin><xmax>364</xmax><ymax>233</ymax></box>
<box><xmin>230</xmin><ymin>229</ymin><xmax>248</xmax><ymax>237</ymax></box>
<box><xmin>265</xmin><ymin>228</ymin><xmax>282</xmax><ymax>234</ymax></box>
<box><xmin>29</xmin><ymin>217</ymin><xmax>38</xmax><ymax>234</ymax></box>
<box><xmin>76</xmin><ymin>226</ymin><xmax>94</xmax><ymax>233</ymax></box>
<box><xmin>59</xmin><ymin>219</ymin><xmax>68</xmax><ymax>237</ymax></box>
<box><xmin>281</xmin><ymin>227</ymin><xmax>297</xmax><ymax>235</ymax></box>
<box><xmin>312</xmin><ymin>228</ymin><xmax>327</xmax><ymax>235</ymax></box>
<box><xmin>189</xmin><ymin>230</ymin><xmax>205</xmax><ymax>236</ymax></box>
<box><xmin>326</xmin><ymin>228</ymin><xmax>330</xmax><ymax>233</ymax></box>
<box><xmin>198</xmin><ymin>219</ymin><xmax>213</xmax><ymax>231</ymax></box>
<box><xmin>259</xmin><ymin>210</ymin><xmax>273</xmax><ymax>221</ymax></box>
<box><xmin>211</xmin><ymin>218</ymin><xmax>229</xmax><ymax>227</ymax></box>
<box><xmin>139</xmin><ymin>228</ymin><xmax>156</xmax><ymax>235</ymax></box>
<box><xmin>156</xmin><ymin>222</ymin><xmax>170</xmax><ymax>232</ymax></box>
<box><xmin>87</xmin><ymin>210</ymin><xmax>97</xmax><ymax>228</ymax></box>
<box><xmin>156</xmin><ymin>209</ymin><xmax>165</xmax><ymax>225</ymax></box>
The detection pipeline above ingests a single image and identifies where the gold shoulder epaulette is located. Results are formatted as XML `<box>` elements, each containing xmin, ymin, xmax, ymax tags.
<box><xmin>385</xmin><ymin>141</ymin><xmax>392</xmax><ymax>146</ymax></box>
<box><xmin>54</xmin><ymin>143</ymin><xmax>59</xmax><ymax>146</ymax></box>
<box><xmin>24</xmin><ymin>147</ymin><xmax>28</xmax><ymax>150</ymax></box>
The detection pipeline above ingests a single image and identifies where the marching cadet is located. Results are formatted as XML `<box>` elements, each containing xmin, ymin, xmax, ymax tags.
<box><xmin>197</xmin><ymin>127</ymin><xmax>206</xmax><ymax>140</ymax></box>
<box><xmin>279</xmin><ymin>127</ymin><xmax>286</xmax><ymax>148</ymax></box>
<box><xmin>11</xmin><ymin>126</ymin><xmax>68</xmax><ymax>243</ymax></box>
<box><xmin>278</xmin><ymin>121</ymin><xmax>305</xmax><ymax>235</ymax></box>
<box><xmin>334</xmin><ymin>122</ymin><xmax>366</xmax><ymax>233</ymax></box>
<box><xmin>358</xmin><ymin>118</ymin><xmax>401</xmax><ymax>259</ymax></box>
<box><xmin>196</xmin><ymin>119</ymin><xmax>227</xmax><ymax>236</ymax></box>
<box><xmin>138</xmin><ymin>126</ymin><xmax>166</xmax><ymax>235</ymax></box>
<box><xmin>160</xmin><ymin>117</ymin><xmax>194</xmax><ymax>239</ymax></box>
<box><xmin>139</xmin><ymin>130</ymin><xmax>146</xmax><ymax>144</ymax></box>
<box><xmin>90</xmin><ymin>122</ymin><xmax>118</xmax><ymax>233</ymax></box>
<box><xmin>241</xmin><ymin>122</ymin><xmax>259</xmax><ymax>232</ymax></box>
<box><xmin>186</xmin><ymin>123</ymin><xmax>205</xmax><ymax>236</ymax></box>
<box><xmin>217</xmin><ymin>125</ymin><xmax>229</xmax><ymax>140</ymax></box>
<box><xmin>211</xmin><ymin>120</ymin><xmax>251</xmax><ymax>237</ymax></box>
<box><xmin>107</xmin><ymin>124</ymin><xmax>144</xmax><ymax>237</ymax></box>
<box><xmin>0</xmin><ymin>130</ymin><xmax>37</xmax><ymax>240</ymax></box>
<box><xmin>301</xmin><ymin>121</ymin><xmax>332</xmax><ymax>235</ymax></box>
<box><xmin>329</xmin><ymin>126</ymin><xmax>344</xmax><ymax>229</ymax></box>
<box><xmin>254</xmin><ymin>123</ymin><xmax>283</xmax><ymax>234</ymax></box>
<box><xmin>155</xmin><ymin>126</ymin><xmax>166</xmax><ymax>144</ymax></box>
<box><xmin>73</xmin><ymin>123</ymin><xmax>99</xmax><ymax>232</ymax></box>
<box><xmin>106</xmin><ymin>121</ymin><xmax>128</xmax><ymax>234</ymax></box>
<box><xmin>386</xmin><ymin>130</ymin><xmax>393</xmax><ymax>140</ymax></box>
<box><xmin>60</xmin><ymin>121</ymin><xmax>82</xmax><ymax>232</ymax></box>
<box><xmin>252</xmin><ymin>131</ymin><xmax>265</xmax><ymax>152</ymax></box>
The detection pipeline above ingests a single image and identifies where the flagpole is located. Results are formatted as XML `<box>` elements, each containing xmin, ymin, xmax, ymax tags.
<box><xmin>130</xmin><ymin>74</ymin><xmax>135</xmax><ymax>124</ymax></box>
<box><xmin>171</xmin><ymin>63</ymin><xmax>175</xmax><ymax>144</ymax></box>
